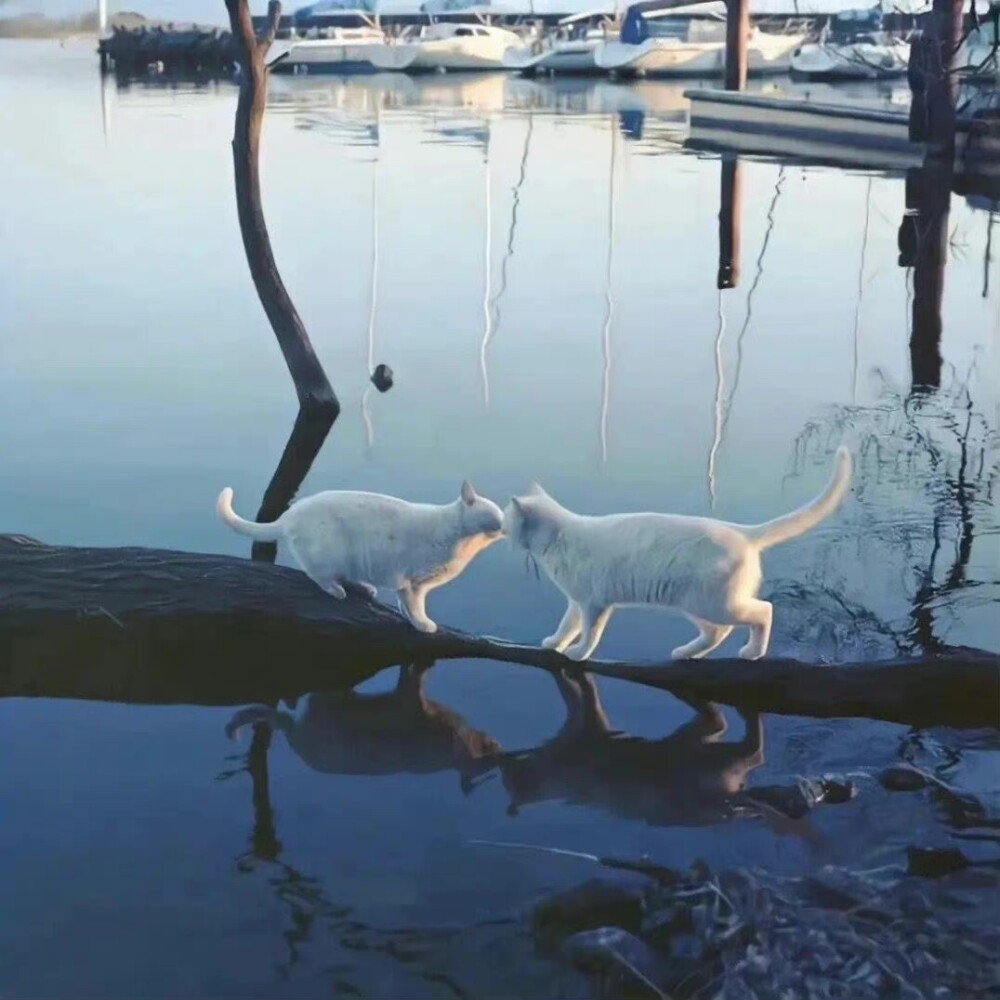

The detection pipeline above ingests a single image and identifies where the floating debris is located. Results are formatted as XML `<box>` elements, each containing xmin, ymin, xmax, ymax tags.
<box><xmin>370</xmin><ymin>363</ymin><xmax>394</xmax><ymax>393</ymax></box>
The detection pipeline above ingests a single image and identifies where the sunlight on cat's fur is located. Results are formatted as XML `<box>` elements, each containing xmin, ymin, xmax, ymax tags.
<box><xmin>217</xmin><ymin>481</ymin><xmax>503</xmax><ymax>633</ymax></box>
<box><xmin>503</xmin><ymin>447</ymin><xmax>853</xmax><ymax>661</ymax></box>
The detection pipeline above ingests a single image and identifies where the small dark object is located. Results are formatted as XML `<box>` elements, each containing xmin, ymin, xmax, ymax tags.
<box><xmin>533</xmin><ymin>879</ymin><xmax>645</xmax><ymax>941</ymax></box>
<box><xmin>906</xmin><ymin>846</ymin><xmax>970</xmax><ymax>878</ymax></box>
<box><xmin>370</xmin><ymin>363</ymin><xmax>394</xmax><ymax>392</ymax></box>
<box><xmin>879</xmin><ymin>764</ymin><xmax>931</xmax><ymax>791</ymax></box>
<box><xmin>819</xmin><ymin>774</ymin><xmax>859</xmax><ymax>804</ymax></box>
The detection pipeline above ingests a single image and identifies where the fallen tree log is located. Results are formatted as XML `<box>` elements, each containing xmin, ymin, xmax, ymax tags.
<box><xmin>1</xmin><ymin>535</ymin><xmax>996</xmax><ymax>729</ymax></box>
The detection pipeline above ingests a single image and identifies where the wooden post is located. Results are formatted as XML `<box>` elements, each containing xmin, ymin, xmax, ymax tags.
<box><xmin>908</xmin><ymin>0</ymin><xmax>963</xmax><ymax>152</ymax></box>
<box><xmin>908</xmin><ymin>164</ymin><xmax>949</xmax><ymax>390</ymax></box>
<box><xmin>250</xmin><ymin>406</ymin><xmax>334</xmax><ymax>563</ymax></box>
<box><xmin>224</xmin><ymin>0</ymin><xmax>339</xmax><ymax>418</ymax></box>
<box><xmin>903</xmin><ymin>0</ymin><xmax>960</xmax><ymax>391</ymax></box>
<box><xmin>724</xmin><ymin>0</ymin><xmax>749</xmax><ymax>92</ymax></box>
<box><xmin>717</xmin><ymin>154</ymin><xmax>742</xmax><ymax>289</ymax></box>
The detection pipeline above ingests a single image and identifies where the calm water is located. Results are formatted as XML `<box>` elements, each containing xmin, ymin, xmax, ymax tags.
<box><xmin>1</xmin><ymin>39</ymin><xmax>998</xmax><ymax>998</ymax></box>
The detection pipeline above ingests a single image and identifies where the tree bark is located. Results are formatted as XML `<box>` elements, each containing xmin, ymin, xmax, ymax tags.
<box><xmin>225</xmin><ymin>0</ymin><xmax>338</xmax><ymax>416</ymax></box>
<box><xmin>1</xmin><ymin>536</ymin><xmax>996</xmax><ymax>729</ymax></box>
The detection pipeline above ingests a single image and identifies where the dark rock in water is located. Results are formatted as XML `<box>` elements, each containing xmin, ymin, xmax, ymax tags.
<box><xmin>533</xmin><ymin>879</ymin><xmax>645</xmax><ymax>941</ymax></box>
<box><xmin>563</xmin><ymin>926</ymin><xmax>665</xmax><ymax>988</ymax></box>
<box><xmin>370</xmin><ymin>363</ymin><xmax>394</xmax><ymax>392</ymax></box>
<box><xmin>906</xmin><ymin>846</ymin><xmax>970</xmax><ymax>878</ymax></box>
<box><xmin>878</xmin><ymin>764</ymin><xmax>931</xmax><ymax>791</ymax></box>
<box><xmin>744</xmin><ymin>779</ymin><xmax>823</xmax><ymax>819</ymax></box>
<box><xmin>819</xmin><ymin>774</ymin><xmax>859</xmax><ymax>804</ymax></box>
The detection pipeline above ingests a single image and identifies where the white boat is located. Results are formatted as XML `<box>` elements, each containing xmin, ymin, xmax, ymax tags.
<box><xmin>957</xmin><ymin>24</ymin><xmax>1000</xmax><ymax>82</ymax></box>
<box><xmin>504</xmin><ymin>12</ymin><xmax>614</xmax><ymax>75</ymax></box>
<box><xmin>790</xmin><ymin>36</ymin><xmax>908</xmax><ymax>79</ymax></box>
<box><xmin>505</xmin><ymin>33</ymin><xmax>606</xmax><ymax>73</ymax></box>
<box><xmin>364</xmin><ymin>21</ymin><xmax>529</xmax><ymax>71</ymax></box>
<box><xmin>790</xmin><ymin>10</ymin><xmax>909</xmax><ymax>80</ymax></box>
<box><xmin>270</xmin><ymin>24</ymin><xmax>388</xmax><ymax>74</ymax></box>
<box><xmin>594</xmin><ymin>2</ymin><xmax>804</xmax><ymax>77</ymax></box>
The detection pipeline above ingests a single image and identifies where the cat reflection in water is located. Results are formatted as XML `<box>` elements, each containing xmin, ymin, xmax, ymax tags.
<box><xmin>226</xmin><ymin>664</ymin><xmax>501</xmax><ymax>791</ymax></box>
<box><xmin>217</xmin><ymin>481</ymin><xmax>504</xmax><ymax>633</ymax></box>
<box><xmin>504</xmin><ymin>447</ymin><xmax>853</xmax><ymax>661</ymax></box>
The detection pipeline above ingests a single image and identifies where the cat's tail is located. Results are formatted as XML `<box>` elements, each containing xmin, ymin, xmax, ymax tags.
<box><xmin>744</xmin><ymin>446</ymin><xmax>853</xmax><ymax>551</ymax></box>
<box><xmin>216</xmin><ymin>487</ymin><xmax>284</xmax><ymax>541</ymax></box>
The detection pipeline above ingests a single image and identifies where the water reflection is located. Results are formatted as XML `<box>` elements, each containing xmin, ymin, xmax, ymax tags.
<box><xmin>501</xmin><ymin>673</ymin><xmax>765</xmax><ymax>827</ymax></box>
<box><xmin>791</xmin><ymin>361</ymin><xmax>998</xmax><ymax>657</ymax></box>
<box><xmin>226</xmin><ymin>664</ymin><xmax>501</xmax><ymax>791</ymax></box>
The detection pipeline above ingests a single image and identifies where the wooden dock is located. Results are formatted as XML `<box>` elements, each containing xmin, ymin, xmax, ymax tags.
<box><xmin>686</xmin><ymin>88</ymin><xmax>1000</xmax><ymax>194</ymax></box>
<box><xmin>98</xmin><ymin>25</ymin><xmax>237</xmax><ymax>75</ymax></box>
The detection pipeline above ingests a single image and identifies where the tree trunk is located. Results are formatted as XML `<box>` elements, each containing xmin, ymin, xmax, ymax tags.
<box><xmin>225</xmin><ymin>0</ymin><xmax>338</xmax><ymax>416</ymax></box>
<box><xmin>1</xmin><ymin>536</ymin><xmax>996</xmax><ymax>729</ymax></box>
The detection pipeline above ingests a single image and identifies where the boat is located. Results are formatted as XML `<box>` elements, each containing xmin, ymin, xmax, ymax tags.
<box><xmin>269</xmin><ymin>23</ymin><xmax>388</xmax><ymax>74</ymax></box>
<box><xmin>957</xmin><ymin>22</ymin><xmax>1000</xmax><ymax>82</ymax></box>
<box><xmin>364</xmin><ymin>21</ymin><xmax>529</xmax><ymax>72</ymax></box>
<box><xmin>790</xmin><ymin>7</ymin><xmax>908</xmax><ymax>80</ymax></box>
<box><xmin>594</xmin><ymin>0</ymin><xmax>805</xmax><ymax>78</ymax></box>
<box><xmin>504</xmin><ymin>12</ymin><xmax>615</xmax><ymax>75</ymax></box>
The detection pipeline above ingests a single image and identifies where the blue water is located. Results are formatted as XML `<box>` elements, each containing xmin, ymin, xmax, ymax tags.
<box><xmin>0</xmin><ymin>40</ymin><xmax>997</xmax><ymax>998</ymax></box>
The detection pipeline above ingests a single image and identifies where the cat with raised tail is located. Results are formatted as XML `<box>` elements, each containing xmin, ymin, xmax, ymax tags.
<box><xmin>503</xmin><ymin>447</ymin><xmax>853</xmax><ymax>661</ymax></box>
<box><xmin>217</xmin><ymin>481</ymin><xmax>503</xmax><ymax>633</ymax></box>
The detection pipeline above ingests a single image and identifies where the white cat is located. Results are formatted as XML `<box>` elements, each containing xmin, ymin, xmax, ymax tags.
<box><xmin>503</xmin><ymin>447</ymin><xmax>852</xmax><ymax>661</ymax></box>
<box><xmin>217</xmin><ymin>481</ymin><xmax>503</xmax><ymax>633</ymax></box>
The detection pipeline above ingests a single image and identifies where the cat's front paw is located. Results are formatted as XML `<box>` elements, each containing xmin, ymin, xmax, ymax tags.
<box><xmin>738</xmin><ymin>643</ymin><xmax>765</xmax><ymax>660</ymax></box>
<box><xmin>541</xmin><ymin>635</ymin><xmax>562</xmax><ymax>650</ymax></box>
<box><xmin>414</xmin><ymin>619</ymin><xmax>438</xmax><ymax>634</ymax></box>
<box><xmin>562</xmin><ymin>645</ymin><xmax>591</xmax><ymax>662</ymax></box>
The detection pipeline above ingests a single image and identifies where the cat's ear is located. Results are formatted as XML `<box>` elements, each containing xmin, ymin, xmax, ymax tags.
<box><xmin>528</xmin><ymin>482</ymin><xmax>550</xmax><ymax>499</ymax></box>
<box><xmin>461</xmin><ymin>480</ymin><xmax>478</xmax><ymax>506</ymax></box>
<box><xmin>509</xmin><ymin>496</ymin><xmax>526</xmax><ymax>514</ymax></box>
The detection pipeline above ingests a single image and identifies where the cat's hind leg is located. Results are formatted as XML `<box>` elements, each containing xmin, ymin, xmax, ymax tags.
<box><xmin>542</xmin><ymin>600</ymin><xmax>583</xmax><ymax>652</ymax></box>
<box><xmin>353</xmin><ymin>581</ymin><xmax>378</xmax><ymax>600</ymax></box>
<box><xmin>321</xmin><ymin>581</ymin><xmax>347</xmax><ymax>599</ymax></box>
<box><xmin>671</xmin><ymin>617</ymin><xmax>734</xmax><ymax>660</ymax></box>
<box><xmin>563</xmin><ymin>606</ymin><xmax>613</xmax><ymax>662</ymax></box>
<box><xmin>730</xmin><ymin>598</ymin><xmax>772</xmax><ymax>660</ymax></box>
<box><xmin>399</xmin><ymin>586</ymin><xmax>437</xmax><ymax>634</ymax></box>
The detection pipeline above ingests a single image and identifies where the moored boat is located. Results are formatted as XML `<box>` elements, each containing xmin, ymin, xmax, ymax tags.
<box><xmin>365</xmin><ymin>21</ymin><xmax>529</xmax><ymax>71</ymax></box>
<box><xmin>790</xmin><ymin>8</ymin><xmax>909</xmax><ymax>80</ymax></box>
<box><xmin>504</xmin><ymin>12</ymin><xmax>615</xmax><ymax>75</ymax></box>
<box><xmin>594</xmin><ymin>0</ymin><xmax>804</xmax><ymax>78</ymax></box>
<box><xmin>270</xmin><ymin>23</ymin><xmax>388</xmax><ymax>74</ymax></box>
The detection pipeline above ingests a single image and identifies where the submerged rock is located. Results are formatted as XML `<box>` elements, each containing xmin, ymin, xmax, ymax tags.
<box><xmin>532</xmin><ymin>879</ymin><xmax>645</xmax><ymax>941</ymax></box>
<box><xmin>878</xmin><ymin>764</ymin><xmax>931</xmax><ymax>791</ymax></box>
<box><xmin>906</xmin><ymin>846</ymin><xmax>970</xmax><ymax>878</ymax></box>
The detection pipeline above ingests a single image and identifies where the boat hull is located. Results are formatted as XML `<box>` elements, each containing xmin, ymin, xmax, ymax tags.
<box><xmin>790</xmin><ymin>41</ymin><xmax>908</xmax><ymax>80</ymax></box>
<box><xmin>595</xmin><ymin>33</ymin><xmax>803</xmax><ymax>77</ymax></box>
<box><xmin>510</xmin><ymin>42</ymin><xmax>601</xmax><ymax>75</ymax></box>
<box><xmin>367</xmin><ymin>38</ymin><xmax>525</xmax><ymax>72</ymax></box>
<box><xmin>271</xmin><ymin>38</ymin><xmax>384</xmax><ymax>75</ymax></box>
